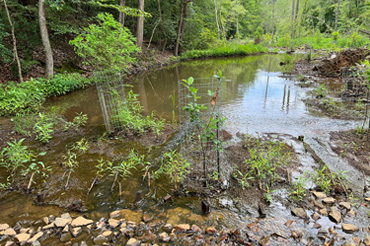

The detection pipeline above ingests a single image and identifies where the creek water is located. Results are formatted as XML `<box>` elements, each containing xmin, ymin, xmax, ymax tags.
<box><xmin>0</xmin><ymin>54</ymin><xmax>367</xmax><ymax>243</ymax></box>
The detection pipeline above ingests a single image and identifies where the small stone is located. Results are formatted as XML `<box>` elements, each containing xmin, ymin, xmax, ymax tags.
<box><xmin>61</xmin><ymin>213</ymin><xmax>72</xmax><ymax>220</ymax></box>
<box><xmin>60</xmin><ymin>232</ymin><xmax>72</xmax><ymax>242</ymax></box>
<box><xmin>110</xmin><ymin>210</ymin><xmax>120</xmax><ymax>218</ymax></box>
<box><xmin>319</xmin><ymin>208</ymin><xmax>328</xmax><ymax>216</ymax></box>
<box><xmin>15</xmin><ymin>233</ymin><xmax>30</xmax><ymax>243</ymax></box>
<box><xmin>313</xmin><ymin>191</ymin><xmax>327</xmax><ymax>198</ymax></box>
<box><xmin>205</xmin><ymin>227</ymin><xmax>217</xmax><ymax>235</ymax></box>
<box><xmin>339</xmin><ymin>202</ymin><xmax>351</xmax><ymax>210</ymax></box>
<box><xmin>314</xmin><ymin>201</ymin><xmax>325</xmax><ymax>209</ymax></box>
<box><xmin>71</xmin><ymin>227</ymin><xmax>81</xmax><ymax>238</ymax></box>
<box><xmin>5</xmin><ymin>241</ymin><xmax>14</xmax><ymax>246</ymax></box>
<box><xmin>342</xmin><ymin>241</ymin><xmax>356</xmax><ymax>246</ymax></box>
<box><xmin>142</xmin><ymin>214</ymin><xmax>153</xmax><ymax>223</ymax></box>
<box><xmin>342</xmin><ymin>224</ymin><xmax>359</xmax><ymax>233</ymax></box>
<box><xmin>365</xmin><ymin>197</ymin><xmax>370</xmax><ymax>202</ymax></box>
<box><xmin>191</xmin><ymin>224</ymin><xmax>202</xmax><ymax>233</ymax></box>
<box><xmin>163</xmin><ymin>223</ymin><xmax>173</xmax><ymax>233</ymax></box>
<box><xmin>42</xmin><ymin>217</ymin><xmax>49</xmax><ymax>225</ymax></box>
<box><xmin>42</xmin><ymin>222</ymin><xmax>55</xmax><ymax>230</ymax></box>
<box><xmin>80</xmin><ymin>241</ymin><xmax>87</xmax><ymax>246</ymax></box>
<box><xmin>364</xmin><ymin>234</ymin><xmax>370</xmax><ymax>246</ymax></box>
<box><xmin>353</xmin><ymin>237</ymin><xmax>361</xmax><ymax>244</ymax></box>
<box><xmin>313</xmin><ymin>223</ymin><xmax>322</xmax><ymax>229</ymax></box>
<box><xmin>27</xmin><ymin>231</ymin><xmax>44</xmax><ymax>243</ymax></box>
<box><xmin>4</xmin><ymin>228</ymin><xmax>16</xmax><ymax>236</ymax></box>
<box><xmin>284</xmin><ymin>220</ymin><xmax>294</xmax><ymax>226</ymax></box>
<box><xmin>347</xmin><ymin>209</ymin><xmax>356</xmax><ymax>217</ymax></box>
<box><xmin>312</xmin><ymin>213</ymin><xmax>321</xmax><ymax>221</ymax></box>
<box><xmin>174</xmin><ymin>224</ymin><xmax>190</xmax><ymax>232</ymax></box>
<box><xmin>328</xmin><ymin>227</ymin><xmax>337</xmax><ymax>235</ymax></box>
<box><xmin>0</xmin><ymin>224</ymin><xmax>10</xmax><ymax>231</ymax></box>
<box><xmin>323</xmin><ymin>197</ymin><xmax>336</xmax><ymax>205</ymax></box>
<box><xmin>126</xmin><ymin>238</ymin><xmax>140</xmax><ymax>246</ymax></box>
<box><xmin>164</xmin><ymin>194</ymin><xmax>172</xmax><ymax>203</ymax></box>
<box><xmin>102</xmin><ymin>230</ymin><xmax>112</xmax><ymax>237</ymax></box>
<box><xmin>54</xmin><ymin>218</ymin><xmax>71</xmax><ymax>228</ymax></box>
<box><xmin>108</xmin><ymin>219</ymin><xmax>119</xmax><ymax>229</ymax></box>
<box><xmin>329</xmin><ymin>206</ymin><xmax>341</xmax><ymax>223</ymax></box>
<box><xmin>159</xmin><ymin>232</ymin><xmax>170</xmax><ymax>242</ymax></box>
<box><xmin>292</xmin><ymin>208</ymin><xmax>307</xmax><ymax>219</ymax></box>
<box><xmin>93</xmin><ymin>235</ymin><xmax>108</xmax><ymax>245</ymax></box>
<box><xmin>71</xmin><ymin>217</ymin><xmax>93</xmax><ymax>227</ymax></box>
<box><xmin>31</xmin><ymin>241</ymin><xmax>41</xmax><ymax>246</ymax></box>
<box><xmin>62</xmin><ymin>225</ymin><xmax>69</xmax><ymax>233</ymax></box>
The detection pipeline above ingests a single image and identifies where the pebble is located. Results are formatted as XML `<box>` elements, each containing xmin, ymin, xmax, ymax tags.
<box><xmin>15</xmin><ymin>233</ymin><xmax>30</xmax><ymax>243</ymax></box>
<box><xmin>93</xmin><ymin>234</ymin><xmax>108</xmax><ymax>245</ymax></box>
<box><xmin>312</xmin><ymin>213</ymin><xmax>321</xmax><ymax>221</ymax></box>
<box><xmin>54</xmin><ymin>217</ymin><xmax>71</xmax><ymax>228</ymax></box>
<box><xmin>126</xmin><ymin>238</ymin><xmax>141</xmax><ymax>246</ymax></box>
<box><xmin>27</xmin><ymin>231</ymin><xmax>44</xmax><ymax>243</ymax></box>
<box><xmin>159</xmin><ymin>232</ymin><xmax>170</xmax><ymax>242</ymax></box>
<box><xmin>42</xmin><ymin>222</ymin><xmax>55</xmax><ymax>230</ymax></box>
<box><xmin>329</xmin><ymin>206</ymin><xmax>341</xmax><ymax>223</ymax></box>
<box><xmin>60</xmin><ymin>232</ymin><xmax>72</xmax><ymax>242</ymax></box>
<box><xmin>364</xmin><ymin>234</ymin><xmax>370</xmax><ymax>246</ymax></box>
<box><xmin>163</xmin><ymin>223</ymin><xmax>173</xmax><ymax>233</ymax></box>
<box><xmin>71</xmin><ymin>217</ymin><xmax>93</xmax><ymax>227</ymax></box>
<box><xmin>102</xmin><ymin>230</ymin><xmax>112</xmax><ymax>237</ymax></box>
<box><xmin>108</xmin><ymin>218</ymin><xmax>119</xmax><ymax>229</ymax></box>
<box><xmin>312</xmin><ymin>191</ymin><xmax>327</xmax><ymax>198</ymax></box>
<box><xmin>292</xmin><ymin>208</ymin><xmax>307</xmax><ymax>219</ymax></box>
<box><xmin>314</xmin><ymin>201</ymin><xmax>325</xmax><ymax>209</ymax></box>
<box><xmin>174</xmin><ymin>224</ymin><xmax>190</xmax><ymax>232</ymax></box>
<box><xmin>0</xmin><ymin>224</ymin><xmax>10</xmax><ymax>231</ymax></box>
<box><xmin>191</xmin><ymin>224</ymin><xmax>202</xmax><ymax>233</ymax></box>
<box><xmin>71</xmin><ymin>227</ymin><xmax>82</xmax><ymax>238</ymax></box>
<box><xmin>342</xmin><ymin>224</ymin><xmax>359</xmax><ymax>233</ymax></box>
<box><xmin>205</xmin><ymin>227</ymin><xmax>218</xmax><ymax>235</ymax></box>
<box><xmin>313</xmin><ymin>223</ymin><xmax>322</xmax><ymax>229</ymax></box>
<box><xmin>4</xmin><ymin>228</ymin><xmax>16</xmax><ymax>236</ymax></box>
<box><xmin>339</xmin><ymin>202</ymin><xmax>351</xmax><ymax>210</ymax></box>
<box><xmin>323</xmin><ymin>197</ymin><xmax>336</xmax><ymax>205</ymax></box>
<box><xmin>319</xmin><ymin>208</ymin><xmax>328</xmax><ymax>216</ymax></box>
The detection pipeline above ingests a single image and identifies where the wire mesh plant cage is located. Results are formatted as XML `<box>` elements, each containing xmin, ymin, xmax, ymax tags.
<box><xmin>178</xmin><ymin>77</ymin><xmax>227</xmax><ymax>180</ymax></box>
<box><xmin>341</xmin><ymin>67</ymin><xmax>369</xmax><ymax>101</ymax></box>
<box><xmin>94</xmin><ymin>70</ymin><xmax>126</xmax><ymax>132</ymax></box>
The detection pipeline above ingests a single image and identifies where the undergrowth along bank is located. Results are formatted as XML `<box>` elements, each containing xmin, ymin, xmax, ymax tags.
<box><xmin>180</xmin><ymin>43</ymin><xmax>269</xmax><ymax>59</ymax></box>
<box><xmin>0</xmin><ymin>73</ymin><xmax>93</xmax><ymax>116</ymax></box>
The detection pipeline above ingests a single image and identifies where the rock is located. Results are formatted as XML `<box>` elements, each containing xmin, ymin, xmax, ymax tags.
<box><xmin>312</xmin><ymin>213</ymin><xmax>321</xmax><ymax>221</ymax></box>
<box><xmin>0</xmin><ymin>224</ymin><xmax>10</xmax><ymax>231</ymax></box>
<box><xmin>159</xmin><ymin>232</ymin><xmax>170</xmax><ymax>242</ymax></box>
<box><xmin>328</xmin><ymin>227</ymin><xmax>337</xmax><ymax>235</ymax></box>
<box><xmin>4</xmin><ymin>228</ymin><xmax>16</xmax><ymax>236</ymax></box>
<box><xmin>60</xmin><ymin>232</ymin><xmax>72</xmax><ymax>242</ymax></box>
<box><xmin>314</xmin><ymin>201</ymin><xmax>325</xmax><ymax>209</ymax></box>
<box><xmin>284</xmin><ymin>220</ymin><xmax>294</xmax><ymax>227</ymax></box>
<box><xmin>323</xmin><ymin>197</ymin><xmax>336</xmax><ymax>205</ymax></box>
<box><xmin>71</xmin><ymin>227</ymin><xmax>82</xmax><ymax>238</ymax></box>
<box><xmin>126</xmin><ymin>238</ymin><xmax>140</xmax><ymax>246</ymax></box>
<box><xmin>313</xmin><ymin>223</ymin><xmax>322</xmax><ymax>229</ymax></box>
<box><xmin>42</xmin><ymin>222</ymin><xmax>55</xmax><ymax>230</ymax></box>
<box><xmin>19</xmin><ymin>228</ymin><xmax>28</xmax><ymax>234</ymax></box>
<box><xmin>93</xmin><ymin>235</ymin><xmax>108</xmax><ymax>245</ymax></box>
<box><xmin>365</xmin><ymin>197</ymin><xmax>370</xmax><ymax>202</ymax></box>
<box><xmin>313</xmin><ymin>191</ymin><xmax>327</xmax><ymax>198</ymax></box>
<box><xmin>54</xmin><ymin>217</ymin><xmax>71</xmax><ymax>228</ymax></box>
<box><xmin>202</xmin><ymin>200</ymin><xmax>210</xmax><ymax>214</ymax></box>
<box><xmin>364</xmin><ymin>234</ymin><xmax>370</xmax><ymax>246</ymax></box>
<box><xmin>164</xmin><ymin>194</ymin><xmax>172</xmax><ymax>203</ymax></box>
<box><xmin>174</xmin><ymin>224</ymin><xmax>190</xmax><ymax>232</ymax></box>
<box><xmin>339</xmin><ymin>202</ymin><xmax>351</xmax><ymax>210</ymax></box>
<box><xmin>31</xmin><ymin>241</ymin><xmax>41</xmax><ymax>246</ymax></box>
<box><xmin>329</xmin><ymin>207</ymin><xmax>341</xmax><ymax>223</ymax></box>
<box><xmin>102</xmin><ymin>230</ymin><xmax>112</xmax><ymax>237</ymax></box>
<box><xmin>71</xmin><ymin>217</ymin><xmax>93</xmax><ymax>227</ymax></box>
<box><xmin>109</xmin><ymin>209</ymin><xmax>142</xmax><ymax>224</ymax></box>
<box><xmin>162</xmin><ymin>223</ymin><xmax>172</xmax><ymax>233</ymax></box>
<box><xmin>342</xmin><ymin>242</ymin><xmax>356</xmax><ymax>246</ymax></box>
<box><xmin>319</xmin><ymin>208</ymin><xmax>328</xmax><ymax>216</ymax></box>
<box><xmin>61</xmin><ymin>213</ymin><xmax>72</xmax><ymax>220</ymax></box>
<box><xmin>347</xmin><ymin>209</ymin><xmax>356</xmax><ymax>217</ymax></box>
<box><xmin>108</xmin><ymin>219</ymin><xmax>119</xmax><ymax>229</ymax></box>
<box><xmin>191</xmin><ymin>224</ymin><xmax>202</xmax><ymax>233</ymax></box>
<box><xmin>62</xmin><ymin>225</ymin><xmax>69</xmax><ymax>233</ymax></box>
<box><xmin>342</xmin><ymin>224</ymin><xmax>359</xmax><ymax>233</ymax></box>
<box><xmin>27</xmin><ymin>231</ymin><xmax>44</xmax><ymax>243</ymax></box>
<box><xmin>142</xmin><ymin>214</ymin><xmax>153</xmax><ymax>223</ymax></box>
<box><xmin>353</xmin><ymin>237</ymin><xmax>361</xmax><ymax>245</ymax></box>
<box><xmin>80</xmin><ymin>241</ymin><xmax>87</xmax><ymax>246</ymax></box>
<box><xmin>205</xmin><ymin>227</ymin><xmax>217</xmax><ymax>235</ymax></box>
<box><xmin>292</xmin><ymin>208</ymin><xmax>308</xmax><ymax>219</ymax></box>
<box><xmin>15</xmin><ymin>233</ymin><xmax>30</xmax><ymax>244</ymax></box>
<box><xmin>42</xmin><ymin>217</ymin><xmax>49</xmax><ymax>225</ymax></box>
<box><xmin>4</xmin><ymin>241</ymin><xmax>14</xmax><ymax>246</ymax></box>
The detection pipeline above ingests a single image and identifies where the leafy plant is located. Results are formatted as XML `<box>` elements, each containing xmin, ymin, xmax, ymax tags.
<box><xmin>314</xmin><ymin>84</ymin><xmax>328</xmax><ymax>98</ymax></box>
<box><xmin>310</xmin><ymin>165</ymin><xmax>348</xmax><ymax>194</ymax></box>
<box><xmin>33</xmin><ymin>113</ymin><xmax>54</xmax><ymax>143</ymax></box>
<box><xmin>290</xmin><ymin>175</ymin><xmax>308</xmax><ymax>200</ymax></box>
<box><xmin>70</xmin><ymin>13</ymin><xmax>140</xmax><ymax>72</ymax></box>
<box><xmin>155</xmin><ymin>150</ymin><xmax>191</xmax><ymax>190</ymax></box>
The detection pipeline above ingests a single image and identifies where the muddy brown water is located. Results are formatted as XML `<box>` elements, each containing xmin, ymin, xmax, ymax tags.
<box><xmin>1</xmin><ymin>54</ymin><xmax>369</xmax><ymax>243</ymax></box>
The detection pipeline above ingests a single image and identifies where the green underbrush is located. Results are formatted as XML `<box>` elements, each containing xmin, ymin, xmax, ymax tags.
<box><xmin>180</xmin><ymin>42</ymin><xmax>269</xmax><ymax>59</ymax></box>
<box><xmin>0</xmin><ymin>73</ymin><xmax>93</xmax><ymax>116</ymax></box>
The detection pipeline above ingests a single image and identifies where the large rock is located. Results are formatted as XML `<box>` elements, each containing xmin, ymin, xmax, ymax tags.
<box><xmin>71</xmin><ymin>217</ymin><xmax>93</xmax><ymax>227</ymax></box>
<box><xmin>292</xmin><ymin>208</ymin><xmax>308</xmax><ymax>219</ymax></box>
<box><xmin>342</xmin><ymin>224</ymin><xmax>359</xmax><ymax>233</ymax></box>
<box><xmin>15</xmin><ymin>233</ymin><xmax>30</xmax><ymax>243</ymax></box>
<box><xmin>329</xmin><ymin>207</ymin><xmax>341</xmax><ymax>223</ymax></box>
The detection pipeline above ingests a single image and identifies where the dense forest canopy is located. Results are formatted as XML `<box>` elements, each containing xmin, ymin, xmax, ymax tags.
<box><xmin>0</xmin><ymin>0</ymin><xmax>370</xmax><ymax>80</ymax></box>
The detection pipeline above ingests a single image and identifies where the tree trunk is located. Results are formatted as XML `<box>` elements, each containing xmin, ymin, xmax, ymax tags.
<box><xmin>335</xmin><ymin>0</ymin><xmax>340</xmax><ymax>32</ymax></box>
<box><xmin>119</xmin><ymin>0</ymin><xmax>126</xmax><ymax>27</ymax></box>
<box><xmin>295</xmin><ymin>0</ymin><xmax>299</xmax><ymax>20</ymax></box>
<box><xmin>137</xmin><ymin>0</ymin><xmax>144</xmax><ymax>48</ymax></box>
<box><xmin>3</xmin><ymin>0</ymin><xmax>23</xmax><ymax>82</ymax></box>
<box><xmin>175</xmin><ymin>0</ymin><xmax>193</xmax><ymax>56</ymax></box>
<box><xmin>291</xmin><ymin>0</ymin><xmax>295</xmax><ymax>38</ymax></box>
<box><xmin>271</xmin><ymin>0</ymin><xmax>276</xmax><ymax>43</ymax></box>
<box><xmin>213</xmin><ymin>0</ymin><xmax>220</xmax><ymax>40</ymax></box>
<box><xmin>219</xmin><ymin>0</ymin><xmax>226</xmax><ymax>39</ymax></box>
<box><xmin>236</xmin><ymin>0</ymin><xmax>239</xmax><ymax>41</ymax></box>
<box><xmin>39</xmin><ymin>0</ymin><xmax>54</xmax><ymax>77</ymax></box>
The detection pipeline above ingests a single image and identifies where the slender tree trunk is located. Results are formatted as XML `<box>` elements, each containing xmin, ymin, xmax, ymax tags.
<box><xmin>271</xmin><ymin>0</ymin><xmax>276</xmax><ymax>43</ymax></box>
<box><xmin>137</xmin><ymin>0</ymin><xmax>144</xmax><ymax>48</ymax></box>
<box><xmin>295</xmin><ymin>0</ymin><xmax>300</xmax><ymax>38</ymax></box>
<box><xmin>39</xmin><ymin>0</ymin><xmax>53</xmax><ymax>77</ymax></box>
<box><xmin>175</xmin><ymin>0</ymin><xmax>192</xmax><ymax>56</ymax></box>
<box><xmin>335</xmin><ymin>0</ymin><xmax>340</xmax><ymax>32</ymax></box>
<box><xmin>119</xmin><ymin>0</ymin><xmax>126</xmax><ymax>27</ymax></box>
<box><xmin>213</xmin><ymin>0</ymin><xmax>220</xmax><ymax>40</ymax></box>
<box><xmin>291</xmin><ymin>0</ymin><xmax>295</xmax><ymax>39</ymax></box>
<box><xmin>219</xmin><ymin>0</ymin><xmax>226</xmax><ymax>40</ymax></box>
<box><xmin>148</xmin><ymin>0</ymin><xmax>162</xmax><ymax>48</ymax></box>
<box><xmin>3</xmin><ymin>0</ymin><xmax>23</xmax><ymax>82</ymax></box>
<box><xmin>236</xmin><ymin>0</ymin><xmax>239</xmax><ymax>41</ymax></box>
